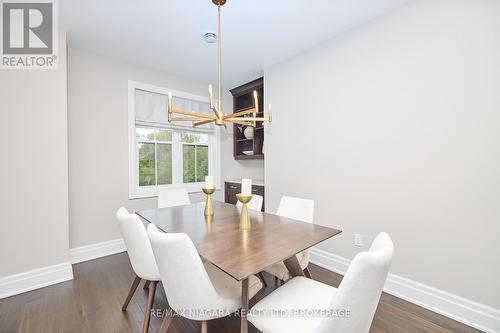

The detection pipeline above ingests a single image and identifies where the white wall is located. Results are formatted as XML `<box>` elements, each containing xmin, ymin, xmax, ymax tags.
<box><xmin>67</xmin><ymin>48</ymin><xmax>263</xmax><ymax>248</ymax></box>
<box><xmin>0</xmin><ymin>33</ymin><xmax>70</xmax><ymax>277</ymax></box>
<box><xmin>265</xmin><ymin>0</ymin><xmax>500</xmax><ymax>309</ymax></box>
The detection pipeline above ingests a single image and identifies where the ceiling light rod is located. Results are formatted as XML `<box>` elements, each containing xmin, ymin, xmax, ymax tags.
<box><xmin>167</xmin><ymin>0</ymin><xmax>272</xmax><ymax>128</ymax></box>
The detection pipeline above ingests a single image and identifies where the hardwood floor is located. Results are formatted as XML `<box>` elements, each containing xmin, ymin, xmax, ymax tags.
<box><xmin>0</xmin><ymin>253</ymin><xmax>482</xmax><ymax>333</ymax></box>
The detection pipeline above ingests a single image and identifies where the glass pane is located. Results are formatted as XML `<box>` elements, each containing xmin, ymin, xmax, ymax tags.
<box><xmin>181</xmin><ymin>132</ymin><xmax>208</xmax><ymax>144</ymax></box>
<box><xmin>196</xmin><ymin>146</ymin><xmax>209</xmax><ymax>182</ymax></box>
<box><xmin>157</xmin><ymin>143</ymin><xmax>172</xmax><ymax>185</ymax></box>
<box><xmin>183</xmin><ymin>145</ymin><xmax>196</xmax><ymax>183</ymax></box>
<box><xmin>156</xmin><ymin>129</ymin><xmax>172</xmax><ymax>142</ymax></box>
<box><xmin>138</xmin><ymin>143</ymin><xmax>155</xmax><ymax>186</ymax></box>
<box><xmin>136</xmin><ymin>127</ymin><xmax>155</xmax><ymax>142</ymax></box>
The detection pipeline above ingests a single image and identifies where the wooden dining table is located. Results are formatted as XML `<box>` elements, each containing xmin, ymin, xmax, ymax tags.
<box><xmin>136</xmin><ymin>200</ymin><xmax>342</xmax><ymax>333</ymax></box>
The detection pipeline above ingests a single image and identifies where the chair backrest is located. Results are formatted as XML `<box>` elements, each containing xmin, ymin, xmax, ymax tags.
<box><xmin>317</xmin><ymin>232</ymin><xmax>394</xmax><ymax>333</ymax></box>
<box><xmin>236</xmin><ymin>194</ymin><xmax>264</xmax><ymax>211</ymax></box>
<box><xmin>147</xmin><ymin>224</ymin><xmax>234</xmax><ymax>319</ymax></box>
<box><xmin>276</xmin><ymin>196</ymin><xmax>314</xmax><ymax>223</ymax></box>
<box><xmin>158</xmin><ymin>188</ymin><xmax>191</xmax><ymax>208</ymax></box>
<box><xmin>116</xmin><ymin>207</ymin><xmax>160</xmax><ymax>280</ymax></box>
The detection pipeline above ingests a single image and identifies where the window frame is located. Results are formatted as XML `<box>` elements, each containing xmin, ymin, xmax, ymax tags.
<box><xmin>128</xmin><ymin>80</ymin><xmax>221</xmax><ymax>199</ymax></box>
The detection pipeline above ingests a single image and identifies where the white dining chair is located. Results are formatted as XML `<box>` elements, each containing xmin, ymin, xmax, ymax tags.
<box><xmin>248</xmin><ymin>232</ymin><xmax>394</xmax><ymax>333</ymax></box>
<box><xmin>147</xmin><ymin>224</ymin><xmax>263</xmax><ymax>333</ymax></box>
<box><xmin>236</xmin><ymin>194</ymin><xmax>264</xmax><ymax>211</ymax></box>
<box><xmin>264</xmin><ymin>196</ymin><xmax>314</xmax><ymax>282</ymax></box>
<box><xmin>158</xmin><ymin>188</ymin><xmax>191</xmax><ymax>208</ymax></box>
<box><xmin>116</xmin><ymin>207</ymin><xmax>161</xmax><ymax>333</ymax></box>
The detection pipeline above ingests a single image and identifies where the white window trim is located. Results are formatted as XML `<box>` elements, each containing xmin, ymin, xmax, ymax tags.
<box><xmin>128</xmin><ymin>80</ymin><xmax>221</xmax><ymax>199</ymax></box>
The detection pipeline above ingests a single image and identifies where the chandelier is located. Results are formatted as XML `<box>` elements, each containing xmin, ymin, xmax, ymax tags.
<box><xmin>167</xmin><ymin>0</ymin><xmax>272</xmax><ymax>128</ymax></box>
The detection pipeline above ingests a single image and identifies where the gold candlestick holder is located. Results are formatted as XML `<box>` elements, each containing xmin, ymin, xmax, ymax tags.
<box><xmin>236</xmin><ymin>193</ymin><xmax>252</xmax><ymax>229</ymax></box>
<box><xmin>202</xmin><ymin>187</ymin><xmax>215</xmax><ymax>216</ymax></box>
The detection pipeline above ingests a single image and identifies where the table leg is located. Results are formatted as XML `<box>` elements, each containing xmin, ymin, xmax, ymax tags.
<box><xmin>283</xmin><ymin>255</ymin><xmax>305</xmax><ymax>278</ymax></box>
<box><xmin>241</xmin><ymin>278</ymin><xmax>249</xmax><ymax>333</ymax></box>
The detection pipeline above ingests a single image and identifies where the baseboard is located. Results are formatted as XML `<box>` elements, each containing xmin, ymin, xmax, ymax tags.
<box><xmin>70</xmin><ymin>238</ymin><xmax>126</xmax><ymax>264</ymax></box>
<box><xmin>0</xmin><ymin>262</ymin><xmax>73</xmax><ymax>299</ymax></box>
<box><xmin>310</xmin><ymin>248</ymin><xmax>500</xmax><ymax>333</ymax></box>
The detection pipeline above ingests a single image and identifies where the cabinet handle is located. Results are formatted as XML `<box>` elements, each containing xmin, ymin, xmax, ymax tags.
<box><xmin>252</xmin><ymin>189</ymin><xmax>259</xmax><ymax>193</ymax></box>
<box><xmin>229</xmin><ymin>185</ymin><xmax>238</xmax><ymax>189</ymax></box>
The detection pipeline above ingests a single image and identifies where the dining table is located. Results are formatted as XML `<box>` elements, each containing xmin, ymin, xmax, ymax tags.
<box><xmin>136</xmin><ymin>200</ymin><xmax>342</xmax><ymax>333</ymax></box>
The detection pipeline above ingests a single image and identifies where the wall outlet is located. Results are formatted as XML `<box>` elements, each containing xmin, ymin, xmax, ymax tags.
<box><xmin>354</xmin><ymin>234</ymin><xmax>364</xmax><ymax>247</ymax></box>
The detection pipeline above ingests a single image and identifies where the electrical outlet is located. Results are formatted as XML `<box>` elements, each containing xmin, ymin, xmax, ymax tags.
<box><xmin>354</xmin><ymin>234</ymin><xmax>364</xmax><ymax>247</ymax></box>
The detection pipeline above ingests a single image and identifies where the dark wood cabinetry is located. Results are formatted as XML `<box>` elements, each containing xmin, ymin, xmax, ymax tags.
<box><xmin>229</xmin><ymin>77</ymin><xmax>264</xmax><ymax>160</ymax></box>
<box><xmin>224</xmin><ymin>181</ymin><xmax>265</xmax><ymax>211</ymax></box>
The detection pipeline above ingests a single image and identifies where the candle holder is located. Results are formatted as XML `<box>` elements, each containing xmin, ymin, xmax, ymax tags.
<box><xmin>202</xmin><ymin>187</ymin><xmax>215</xmax><ymax>216</ymax></box>
<box><xmin>236</xmin><ymin>193</ymin><xmax>253</xmax><ymax>229</ymax></box>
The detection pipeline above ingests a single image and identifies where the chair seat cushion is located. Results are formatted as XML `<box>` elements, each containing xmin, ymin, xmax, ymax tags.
<box><xmin>248</xmin><ymin>277</ymin><xmax>337</xmax><ymax>333</ymax></box>
<box><xmin>204</xmin><ymin>262</ymin><xmax>263</xmax><ymax>301</ymax></box>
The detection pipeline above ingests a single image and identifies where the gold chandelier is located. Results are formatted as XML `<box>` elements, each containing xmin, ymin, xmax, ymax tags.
<box><xmin>167</xmin><ymin>0</ymin><xmax>272</xmax><ymax>128</ymax></box>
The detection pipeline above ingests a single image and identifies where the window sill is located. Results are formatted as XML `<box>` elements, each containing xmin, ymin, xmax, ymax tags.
<box><xmin>129</xmin><ymin>183</ymin><xmax>221</xmax><ymax>200</ymax></box>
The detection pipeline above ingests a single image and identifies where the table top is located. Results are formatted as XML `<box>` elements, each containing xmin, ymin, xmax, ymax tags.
<box><xmin>136</xmin><ymin>201</ymin><xmax>342</xmax><ymax>281</ymax></box>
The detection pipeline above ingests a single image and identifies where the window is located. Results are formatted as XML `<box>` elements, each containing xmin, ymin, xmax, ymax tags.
<box><xmin>128</xmin><ymin>81</ymin><xmax>220</xmax><ymax>198</ymax></box>
<box><xmin>136</xmin><ymin>128</ymin><xmax>172</xmax><ymax>186</ymax></box>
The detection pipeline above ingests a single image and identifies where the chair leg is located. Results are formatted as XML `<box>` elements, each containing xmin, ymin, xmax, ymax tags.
<box><xmin>122</xmin><ymin>275</ymin><xmax>141</xmax><ymax>311</ymax></box>
<box><xmin>303</xmin><ymin>267</ymin><xmax>312</xmax><ymax>279</ymax></box>
<box><xmin>142</xmin><ymin>281</ymin><xmax>157</xmax><ymax>333</ymax></box>
<box><xmin>257</xmin><ymin>272</ymin><xmax>268</xmax><ymax>287</ymax></box>
<box><xmin>143</xmin><ymin>280</ymin><xmax>151</xmax><ymax>290</ymax></box>
<box><xmin>159</xmin><ymin>311</ymin><xmax>173</xmax><ymax>333</ymax></box>
<box><xmin>201</xmin><ymin>321</ymin><xmax>208</xmax><ymax>333</ymax></box>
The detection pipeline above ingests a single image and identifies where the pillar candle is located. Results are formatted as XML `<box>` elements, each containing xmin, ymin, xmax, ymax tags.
<box><xmin>205</xmin><ymin>176</ymin><xmax>214</xmax><ymax>189</ymax></box>
<box><xmin>241</xmin><ymin>178</ymin><xmax>252</xmax><ymax>196</ymax></box>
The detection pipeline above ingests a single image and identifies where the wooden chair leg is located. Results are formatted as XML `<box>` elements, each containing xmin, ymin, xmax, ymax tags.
<box><xmin>143</xmin><ymin>280</ymin><xmax>151</xmax><ymax>290</ymax></box>
<box><xmin>158</xmin><ymin>311</ymin><xmax>173</xmax><ymax>333</ymax></box>
<box><xmin>122</xmin><ymin>275</ymin><xmax>141</xmax><ymax>311</ymax></box>
<box><xmin>201</xmin><ymin>320</ymin><xmax>208</xmax><ymax>333</ymax></box>
<box><xmin>303</xmin><ymin>267</ymin><xmax>312</xmax><ymax>279</ymax></box>
<box><xmin>142</xmin><ymin>281</ymin><xmax>157</xmax><ymax>333</ymax></box>
<box><xmin>257</xmin><ymin>272</ymin><xmax>267</xmax><ymax>287</ymax></box>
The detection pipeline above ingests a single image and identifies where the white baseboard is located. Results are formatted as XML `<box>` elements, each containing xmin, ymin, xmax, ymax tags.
<box><xmin>0</xmin><ymin>262</ymin><xmax>73</xmax><ymax>299</ymax></box>
<box><xmin>70</xmin><ymin>238</ymin><xmax>126</xmax><ymax>264</ymax></box>
<box><xmin>310</xmin><ymin>248</ymin><xmax>500</xmax><ymax>333</ymax></box>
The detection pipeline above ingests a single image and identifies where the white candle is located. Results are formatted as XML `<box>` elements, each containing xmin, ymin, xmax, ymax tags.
<box><xmin>205</xmin><ymin>176</ymin><xmax>214</xmax><ymax>189</ymax></box>
<box><xmin>241</xmin><ymin>178</ymin><xmax>252</xmax><ymax>196</ymax></box>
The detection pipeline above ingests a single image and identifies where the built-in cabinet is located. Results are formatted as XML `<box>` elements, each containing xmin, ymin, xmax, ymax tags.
<box><xmin>230</xmin><ymin>77</ymin><xmax>264</xmax><ymax>160</ymax></box>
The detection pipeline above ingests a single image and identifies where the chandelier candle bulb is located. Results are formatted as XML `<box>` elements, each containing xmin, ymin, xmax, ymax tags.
<box><xmin>205</xmin><ymin>175</ymin><xmax>214</xmax><ymax>189</ymax></box>
<box><xmin>241</xmin><ymin>179</ymin><xmax>252</xmax><ymax>196</ymax></box>
<box><xmin>209</xmin><ymin>84</ymin><xmax>214</xmax><ymax>109</ymax></box>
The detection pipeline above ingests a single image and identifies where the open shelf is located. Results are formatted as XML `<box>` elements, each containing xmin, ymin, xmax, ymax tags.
<box><xmin>230</xmin><ymin>77</ymin><xmax>265</xmax><ymax>160</ymax></box>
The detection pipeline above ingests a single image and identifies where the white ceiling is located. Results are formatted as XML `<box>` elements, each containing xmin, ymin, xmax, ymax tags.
<box><xmin>60</xmin><ymin>0</ymin><xmax>409</xmax><ymax>88</ymax></box>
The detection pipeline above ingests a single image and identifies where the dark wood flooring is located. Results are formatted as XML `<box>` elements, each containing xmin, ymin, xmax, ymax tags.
<box><xmin>0</xmin><ymin>253</ymin><xmax>482</xmax><ymax>333</ymax></box>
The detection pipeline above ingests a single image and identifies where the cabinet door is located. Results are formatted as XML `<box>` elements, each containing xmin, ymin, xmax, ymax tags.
<box><xmin>225</xmin><ymin>182</ymin><xmax>241</xmax><ymax>205</ymax></box>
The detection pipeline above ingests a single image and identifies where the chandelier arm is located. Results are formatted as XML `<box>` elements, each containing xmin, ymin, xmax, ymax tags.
<box><xmin>170</xmin><ymin>117</ymin><xmax>216</xmax><ymax>122</ymax></box>
<box><xmin>223</xmin><ymin>108</ymin><xmax>256</xmax><ymax>119</ymax></box>
<box><xmin>225</xmin><ymin>119</ymin><xmax>255</xmax><ymax>126</ymax></box>
<box><xmin>227</xmin><ymin>117</ymin><xmax>270</xmax><ymax>122</ymax></box>
<box><xmin>171</xmin><ymin>109</ymin><xmax>216</xmax><ymax>120</ymax></box>
<box><xmin>193</xmin><ymin>119</ymin><xmax>216</xmax><ymax>127</ymax></box>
